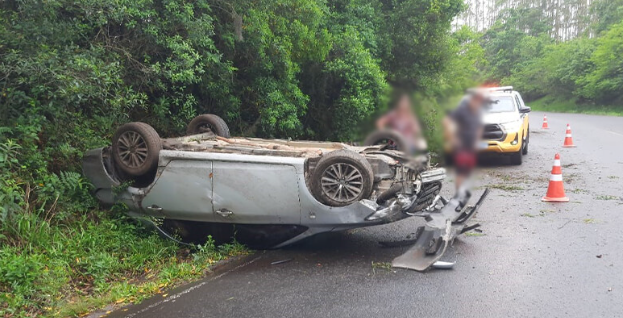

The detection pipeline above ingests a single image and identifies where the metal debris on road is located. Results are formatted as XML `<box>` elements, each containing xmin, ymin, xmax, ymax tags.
<box><xmin>271</xmin><ymin>259</ymin><xmax>293</xmax><ymax>265</ymax></box>
<box><xmin>431</xmin><ymin>261</ymin><xmax>455</xmax><ymax>269</ymax></box>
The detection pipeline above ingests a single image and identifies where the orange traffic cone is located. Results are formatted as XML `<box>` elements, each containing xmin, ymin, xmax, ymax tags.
<box><xmin>542</xmin><ymin>153</ymin><xmax>569</xmax><ymax>202</ymax></box>
<box><xmin>563</xmin><ymin>123</ymin><xmax>576</xmax><ymax>148</ymax></box>
<box><xmin>542</xmin><ymin>115</ymin><xmax>549</xmax><ymax>129</ymax></box>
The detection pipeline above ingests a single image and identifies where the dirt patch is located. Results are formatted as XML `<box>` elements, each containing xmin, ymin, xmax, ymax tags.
<box><xmin>565</xmin><ymin>173</ymin><xmax>582</xmax><ymax>184</ymax></box>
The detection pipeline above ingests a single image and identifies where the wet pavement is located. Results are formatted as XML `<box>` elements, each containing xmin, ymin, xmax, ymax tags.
<box><xmin>106</xmin><ymin>112</ymin><xmax>623</xmax><ymax>318</ymax></box>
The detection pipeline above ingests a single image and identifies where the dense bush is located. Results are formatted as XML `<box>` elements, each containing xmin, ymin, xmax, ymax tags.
<box><xmin>0</xmin><ymin>0</ymin><xmax>469</xmax><ymax>316</ymax></box>
<box><xmin>0</xmin><ymin>0</ymin><xmax>465</xmax><ymax>175</ymax></box>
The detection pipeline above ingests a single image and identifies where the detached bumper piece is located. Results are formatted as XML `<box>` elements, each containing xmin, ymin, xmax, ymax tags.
<box><xmin>392</xmin><ymin>188</ymin><xmax>490</xmax><ymax>272</ymax></box>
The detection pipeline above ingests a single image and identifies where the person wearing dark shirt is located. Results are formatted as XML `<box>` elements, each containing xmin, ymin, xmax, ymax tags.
<box><xmin>443</xmin><ymin>91</ymin><xmax>485</xmax><ymax>193</ymax></box>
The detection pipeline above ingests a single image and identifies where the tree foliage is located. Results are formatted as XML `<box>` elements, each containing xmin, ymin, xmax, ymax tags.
<box><xmin>0</xmin><ymin>0</ymin><xmax>464</xmax><ymax>168</ymax></box>
<box><xmin>465</xmin><ymin>0</ymin><xmax>623</xmax><ymax>106</ymax></box>
<box><xmin>578</xmin><ymin>23</ymin><xmax>623</xmax><ymax>103</ymax></box>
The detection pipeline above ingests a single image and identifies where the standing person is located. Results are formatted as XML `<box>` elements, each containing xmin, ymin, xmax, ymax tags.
<box><xmin>375</xmin><ymin>94</ymin><xmax>424</xmax><ymax>153</ymax></box>
<box><xmin>443</xmin><ymin>91</ymin><xmax>485</xmax><ymax>199</ymax></box>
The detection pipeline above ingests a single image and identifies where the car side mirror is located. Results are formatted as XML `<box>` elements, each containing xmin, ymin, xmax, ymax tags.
<box><xmin>520</xmin><ymin>106</ymin><xmax>531</xmax><ymax>114</ymax></box>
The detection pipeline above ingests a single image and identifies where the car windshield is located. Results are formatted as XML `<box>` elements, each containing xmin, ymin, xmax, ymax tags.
<box><xmin>486</xmin><ymin>96</ymin><xmax>515</xmax><ymax>113</ymax></box>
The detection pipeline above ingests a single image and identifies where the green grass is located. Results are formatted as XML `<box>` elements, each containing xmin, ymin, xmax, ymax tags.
<box><xmin>489</xmin><ymin>184</ymin><xmax>524</xmax><ymax>191</ymax></box>
<box><xmin>595</xmin><ymin>195</ymin><xmax>620</xmax><ymax>201</ymax></box>
<box><xmin>540</xmin><ymin>209</ymin><xmax>556</xmax><ymax>214</ymax></box>
<box><xmin>371</xmin><ymin>261</ymin><xmax>393</xmax><ymax>274</ymax></box>
<box><xmin>464</xmin><ymin>232</ymin><xmax>485</xmax><ymax>237</ymax></box>
<box><xmin>568</xmin><ymin>188</ymin><xmax>590</xmax><ymax>194</ymax></box>
<box><xmin>0</xmin><ymin>137</ymin><xmax>249</xmax><ymax>317</ymax></box>
<box><xmin>0</xmin><ymin>210</ymin><xmax>247</xmax><ymax>317</ymax></box>
<box><xmin>530</xmin><ymin>96</ymin><xmax>623</xmax><ymax>116</ymax></box>
<box><xmin>521</xmin><ymin>211</ymin><xmax>548</xmax><ymax>218</ymax></box>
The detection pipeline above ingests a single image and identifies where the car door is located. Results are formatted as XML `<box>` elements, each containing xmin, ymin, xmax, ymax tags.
<box><xmin>141</xmin><ymin>159</ymin><xmax>215</xmax><ymax>221</ymax></box>
<box><xmin>211</xmin><ymin>160</ymin><xmax>301</xmax><ymax>224</ymax></box>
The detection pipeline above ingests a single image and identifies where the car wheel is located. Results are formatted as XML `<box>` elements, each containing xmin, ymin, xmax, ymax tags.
<box><xmin>363</xmin><ymin>130</ymin><xmax>407</xmax><ymax>151</ymax></box>
<box><xmin>310</xmin><ymin>150</ymin><xmax>374</xmax><ymax>207</ymax></box>
<box><xmin>522</xmin><ymin>128</ymin><xmax>529</xmax><ymax>155</ymax></box>
<box><xmin>112</xmin><ymin>122</ymin><xmax>162</xmax><ymax>177</ymax></box>
<box><xmin>510</xmin><ymin>145</ymin><xmax>523</xmax><ymax>165</ymax></box>
<box><xmin>186</xmin><ymin>114</ymin><xmax>230</xmax><ymax>137</ymax></box>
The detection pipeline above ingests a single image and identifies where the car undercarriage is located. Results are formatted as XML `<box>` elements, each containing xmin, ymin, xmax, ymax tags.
<box><xmin>83</xmin><ymin>114</ymin><xmax>488</xmax><ymax>271</ymax></box>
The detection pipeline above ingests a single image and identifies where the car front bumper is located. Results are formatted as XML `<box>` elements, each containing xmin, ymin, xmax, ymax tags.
<box><xmin>481</xmin><ymin>131</ymin><xmax>522</xmax><ymax>153</ymax></box>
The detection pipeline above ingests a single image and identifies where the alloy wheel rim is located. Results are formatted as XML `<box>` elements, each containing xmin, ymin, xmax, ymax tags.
<box><xmin>118</xmin><ymin>131</ymin><xmax>148</xmax><ymax>168</ymax></box>
<box><xmin>320</xmin><ymin>163</ymin><xmax>364</xmax><ymax>203</ymax></box>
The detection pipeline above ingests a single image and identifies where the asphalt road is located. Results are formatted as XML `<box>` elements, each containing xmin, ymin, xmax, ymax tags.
<box><xmin>105</xmin><ymin>112</ymin><xmax>623</xmax><ymax>318</ymax></box>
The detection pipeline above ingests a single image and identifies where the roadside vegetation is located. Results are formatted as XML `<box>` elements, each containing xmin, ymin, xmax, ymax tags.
<box><xmin>529</xmin><ymin>97</ymin><xmax>623</xmax><ymax>117</ymax></box>
<box><xmin>0</xmin><ymin>0</ymin><xmax>477</xmax><ymax>316</ymax></box>
<box><xmin>462</xmin><ymin>0</ymin><xmax>623</xmax><ymax>112</ymax></box>
<box><xmin>1</xmin><ymin>133</ymin><xmax>247</xmax><ymax>316</ymax></box>
<box><xmin>0</xmin><ymin>205</ymin><xmax>246</xmax><ymax>317</ymax></box>
<box><xmin>2</xmin><ymin>0</ymin><xmax>622</xmax><ymax>316</ymax></box>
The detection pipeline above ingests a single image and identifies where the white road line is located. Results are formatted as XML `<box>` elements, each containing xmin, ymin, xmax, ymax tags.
<box><xmin>123</xmin><ymin>255</ymin><xmax>262</xmax><ymax>318</ymax></box>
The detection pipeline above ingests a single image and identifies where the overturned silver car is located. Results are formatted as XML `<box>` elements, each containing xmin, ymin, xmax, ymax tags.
<box><xmin>83</xmin><ymin>114</ymin><xmax>487</xmax><ymax>271</ymax></box>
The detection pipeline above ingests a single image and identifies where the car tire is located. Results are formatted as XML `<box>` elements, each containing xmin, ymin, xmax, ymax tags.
<box><xmin>186</xmin><ymin>114</ymin><xmax>230</xmax><ymax>137</ymax></box>
<box><xmin>510</xmin><ymin>146</ymin><xmax>523</xmax><ymax>165</ymax></box>
<box><xmin>522</xmin><ymin>128</ymin><xmax>529</xmax><ymax>155</ymax></box>
<box><xmin>310</xmin><ymin>150</ymin><xmax>374</xmax><ymax>207</ymax></box>
<box><xmin>112</xmin><ymin>122</ymin><xmax>162</xmax><ymax>177</ymax></box>
<box><xmin>363</xmin><ymin>130</ymin><xmax>408</xmax><ymax>151</ymax></box>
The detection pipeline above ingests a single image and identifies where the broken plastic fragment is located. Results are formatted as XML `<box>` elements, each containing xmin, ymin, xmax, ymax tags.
<box><xmin>431</xmin><ymin>261</ymin><xmax>455</xmax><ymax>269</ymax></box>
